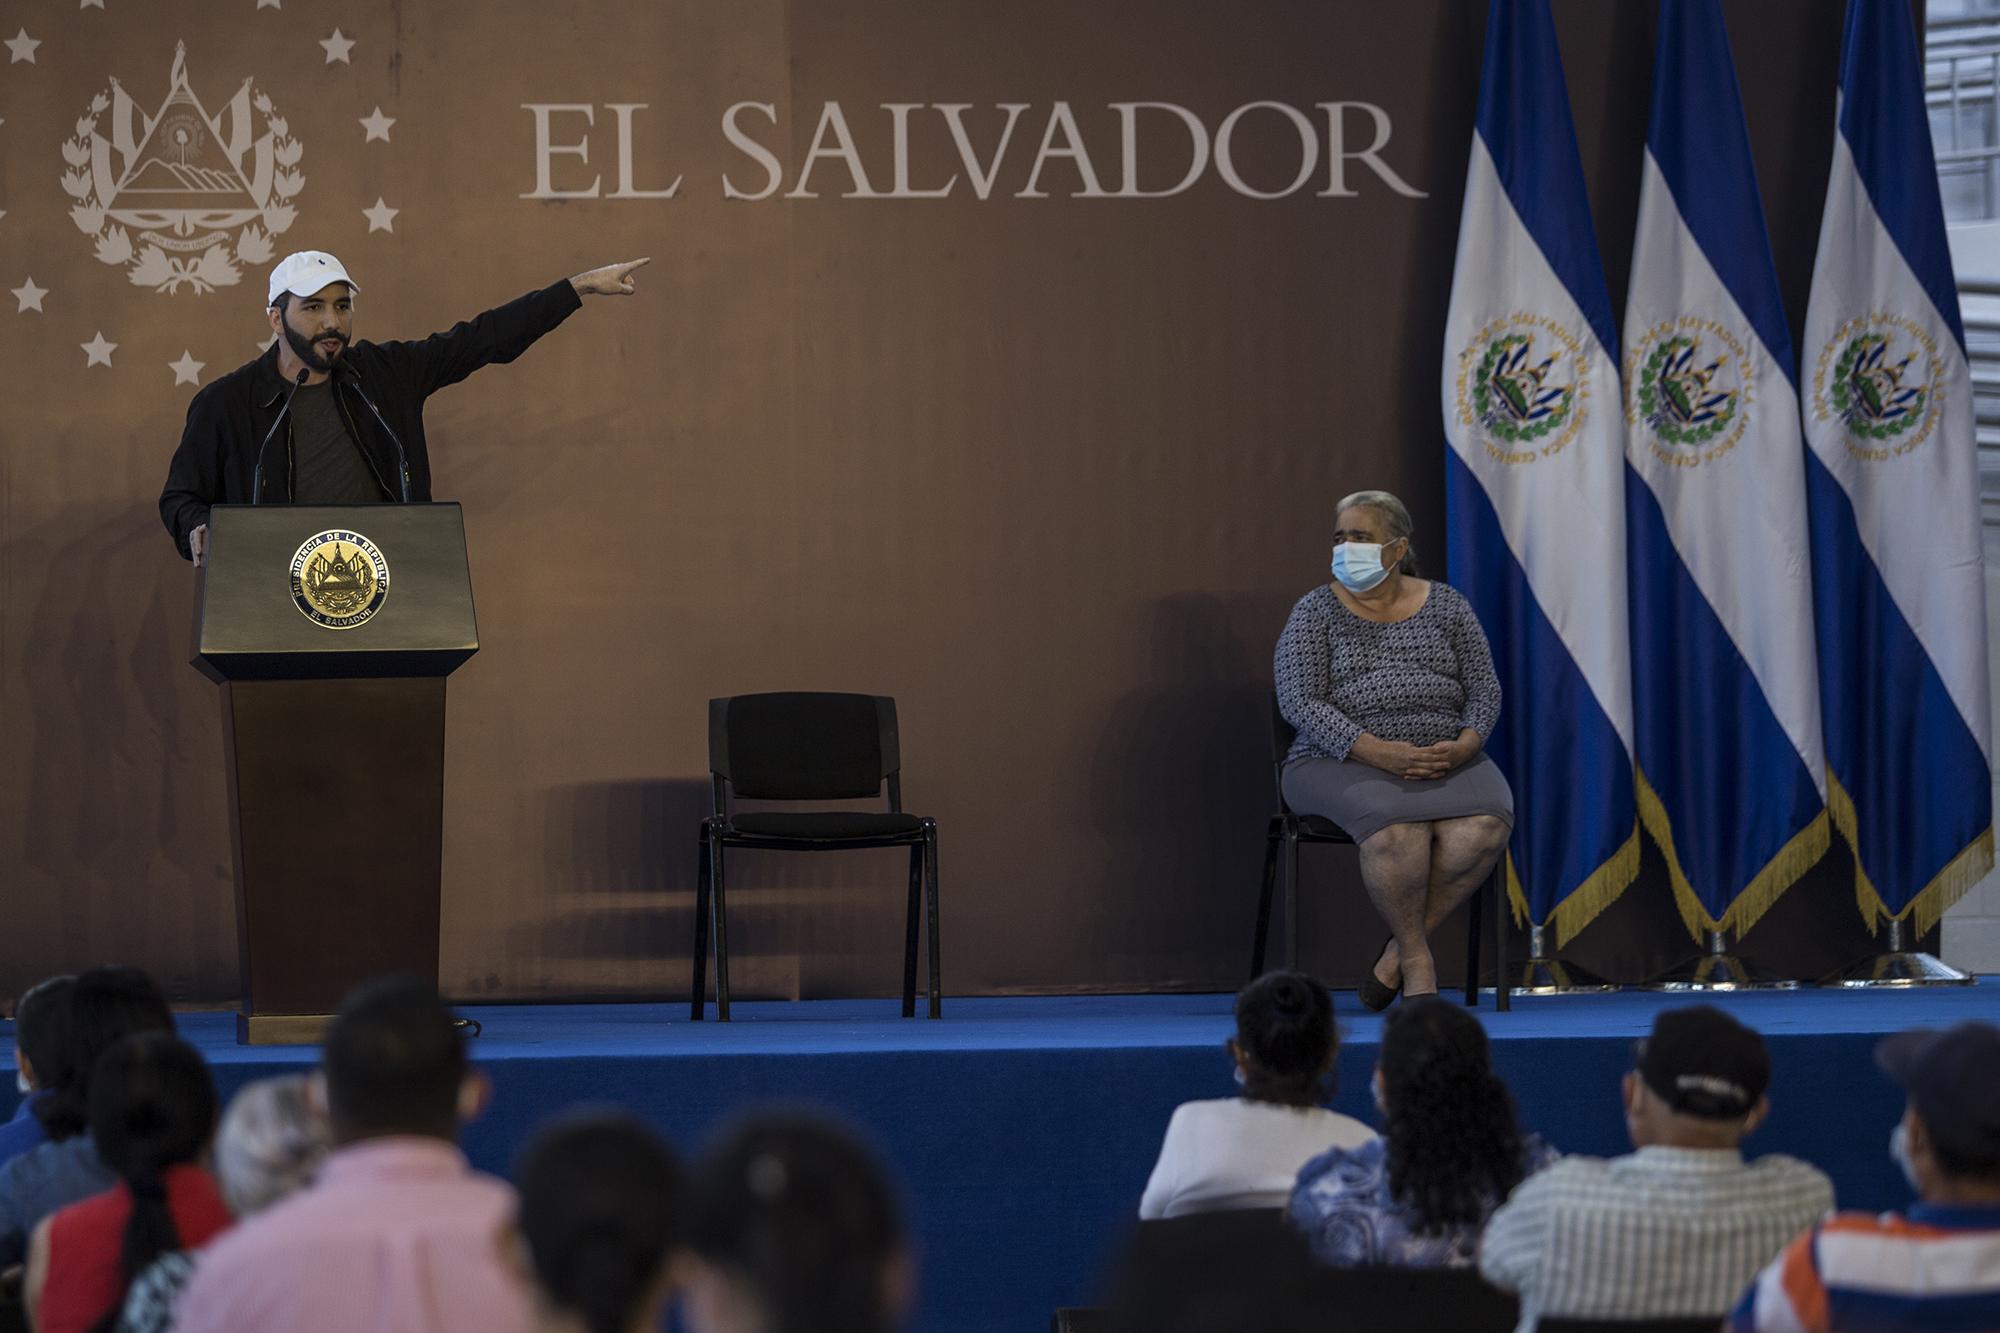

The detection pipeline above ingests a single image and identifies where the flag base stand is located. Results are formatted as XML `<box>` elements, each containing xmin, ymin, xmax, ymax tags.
<box><xmin>1644</xmin><ymin>930</ymin><xmax>1802</xmax><ymax>991</ymax></box>
<box><xmin>1510</xmin><ymin>925</ymin><xmax>1620</xmax><ymax>995</ymax></box>
<box><xmin>1821</xmin><ymin>919</ymin><xmax>1972</xmax><ymax>988</ymax></box>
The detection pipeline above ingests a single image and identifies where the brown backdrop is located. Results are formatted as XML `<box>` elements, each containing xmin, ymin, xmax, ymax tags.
<box><xmin>0</xmin><ymin>0</ymin><xmax>1908</xmax><ymax>1004</ymax></box>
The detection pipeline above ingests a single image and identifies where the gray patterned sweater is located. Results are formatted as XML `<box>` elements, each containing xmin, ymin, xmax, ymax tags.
<box><xmin>1274</xmin><ymin>582</ymin><xmax>1502</xmax><ymax>764</ymax></box>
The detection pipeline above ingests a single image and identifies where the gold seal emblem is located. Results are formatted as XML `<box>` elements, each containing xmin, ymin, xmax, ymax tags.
<box><xmin>289</xmin><ymin>529</ymin><xmax>389</xmax><ymax>629</ymax></box>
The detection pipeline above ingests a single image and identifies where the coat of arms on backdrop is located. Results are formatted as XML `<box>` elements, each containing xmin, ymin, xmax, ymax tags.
<box><xmin>62</xmin><ymin>41</ymin><xmax>302</xmax><ymax>295</ymax></box>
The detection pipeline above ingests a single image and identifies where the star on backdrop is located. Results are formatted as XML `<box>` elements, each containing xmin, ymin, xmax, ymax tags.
<box><xmin>81</xmin><ymin>332</ymin><xmax>116</xmax><ymax>368</ymax></box>
<box><xmin>320</xmin><ymin>29</ymin><xmax>354</xmax><ymax>64</ymax></box>
<box><xmin>6</xmin><ymin>28</ymin><xmax>41</xmax><ymax>63</ymax></box>
<box><xmin>12</xmin><ymin>278</ymin><xmax>47</xmax><ymax>313</ymax></box>
<box><xmin>80</xmin><ymin>0</ymin><xmax>105</xmax><ymax>10</ymax></box>
<box><xmin>257</xmin><ymin>0</ymin><xmax>282</xmax><ymax>8</ymax></box>
<box><xmin>363</xmin><ymin>198</ymin><xmax>399</xmax><ymax>233</ymax></box>
<box><xmin>169</xmin><ymin>351</ymin><xmax>205</xmax><ymax>386</ymax></box>
<box><xmin>360</xmin><ymin>107</ymin><xmax>395</xmax><ymax>142</ymax></box>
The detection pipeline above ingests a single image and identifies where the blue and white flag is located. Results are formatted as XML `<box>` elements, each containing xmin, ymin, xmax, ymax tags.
<box><xmin>1623</xmin><ymin>0</ymin><xmax>1829</xmax><ymax>940</ymax></box>
<box><xmin>1802</xmin><ymin>0</ymin><xmax>1992</xmax><ymax>933</ymax></box>
<box><xmin>1444</xmin><ymin>0</ymin><xmax>1638</xmax><ymax>943</ymax></box>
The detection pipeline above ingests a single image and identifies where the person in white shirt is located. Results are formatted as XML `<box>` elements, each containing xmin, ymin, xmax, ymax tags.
<box><xmin>1479</xmin><ymin>1004</ymin><xmax>1833</xmax><ymax>1333</ymax></box>
<box><xmin>1138</xmin><ymin>971</ymin><xmax>1372</xmax><ymax>1219</ymax></box>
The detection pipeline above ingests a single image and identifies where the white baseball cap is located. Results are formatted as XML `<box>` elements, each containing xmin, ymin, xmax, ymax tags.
<box><xmin>267</xmin><ymin>250</ymin><xmax>360</xmax><ymax>305</ymax></box>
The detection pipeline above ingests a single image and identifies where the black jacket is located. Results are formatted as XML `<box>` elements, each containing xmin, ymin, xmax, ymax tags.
<box><xmin>159</xmin><ymin>279</ymin><xmax>583</xmax><ymax>559</ymax></box>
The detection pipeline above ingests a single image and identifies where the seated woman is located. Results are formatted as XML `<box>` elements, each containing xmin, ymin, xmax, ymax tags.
<box><xmin>1274</xmin><ymin>489</ymin><xmax>1513</xmax><ymax>1007</ymax></box>
<box><xmin>23</xmin><ymin>1032</ymin><xmax>230</xmax><ymax>1333</ymax></box>
<box><xmin>1139</xmin><ymin>971</ymin><xmax>1372</xmax><ymax>1219</ymax></box>
<box><xmin>113</xmin><ymin>1073</ymin><xmax>334</xmax><ymax>1333</ymax></box>
<box><xmin>1288</xmin><ymin>996</ymin><xmax>1554</xmax><ymax>1268</ymax></box>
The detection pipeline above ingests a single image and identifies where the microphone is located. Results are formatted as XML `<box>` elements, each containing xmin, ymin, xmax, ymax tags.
<box><xmin>250</xmin><ymin>367</ymin><xmax>310</xmax><ymax>506</ymax></box>
<box><xmin>342</xmin><ymin>368</ymin><xmax>412</xmax><ymax>503</ymax></box>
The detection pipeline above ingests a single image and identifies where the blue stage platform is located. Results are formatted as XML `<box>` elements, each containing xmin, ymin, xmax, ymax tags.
<box><xmin>6</xmin><ymin>983</ymin><xmax>1996</xmax><ymax>1332</ymax></box>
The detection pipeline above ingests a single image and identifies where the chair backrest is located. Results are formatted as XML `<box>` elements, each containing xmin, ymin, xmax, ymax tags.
<box><xmin>1316</xmin><ymin>1265</ymin><xmax>1520</xmax><ymax>1332</ymax></box>
<box><xmin>1536</xmin><ymin>1312</ymin><xmax>1728</xmax><ymax>1320</ymax></box>
<box><xmin>708</xmin><ymin>693</ymin><xmax>900</xmax><ymax>800</ymax></box>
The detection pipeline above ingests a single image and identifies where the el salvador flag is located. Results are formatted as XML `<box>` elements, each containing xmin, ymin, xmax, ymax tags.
<box><xmin>1802</xmin><ymin>0</ymin><xmax>1992</xmax><ymax>934</ymax></box>
<box><xmin>1623</xmin><ymin>0</ymin><xmax>1830</xmax><ymax>941</ymax></box>
<box><xmin>1444</xmin><ymin>0</ymin><xmax>1639</xmax><ymax>944</ymax></box>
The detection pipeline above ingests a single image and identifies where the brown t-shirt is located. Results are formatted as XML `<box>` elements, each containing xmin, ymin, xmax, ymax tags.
<box><xmin>290</xmin><ymin>382</ymin><xmax>387</xmax><ymax>504</ymax></box>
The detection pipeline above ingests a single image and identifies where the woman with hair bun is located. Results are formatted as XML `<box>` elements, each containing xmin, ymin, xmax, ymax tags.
<box><xmin>1138</xmin><ymin>971</ymin><xmax>1372</xmax><ymax>1219</ymax></box>
<box><xmin>682</xmin><ymin>1114</ymin><xmax>911</xmax><ymax>1333</ymax></box>
<box><xmin>506</xmin><ymin>1112</ymin><xmax>683</xmax><ymax>1333</ymax></box>
<box><xmin>1288</xmin><ymin>996</ymin><xmax>1554</xmax><ymax>1268</ymax></box>
<box><xmin>23</xmin><ymin>1032</ymin><xmax>228</xmax><ymax>1333</ymax></box>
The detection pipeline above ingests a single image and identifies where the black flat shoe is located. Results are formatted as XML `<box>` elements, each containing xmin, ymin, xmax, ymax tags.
<box><xmin>1357</xmin><ymin>972</ymin><xmax>1399</xmax><ymax>1012</ymax></box>
<box><xmin>1358</xmin><ymin>939</ymin><xmax>1402</xmax><ymax>1012</ymax></box>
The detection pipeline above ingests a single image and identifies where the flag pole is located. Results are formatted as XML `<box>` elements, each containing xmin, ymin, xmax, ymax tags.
<box><xmin>1822</xmin><ymin>917</ymin><xmax>1974</xmax><ymax>987</ymax></box>
<box><xmin>1508</xmin><ymin>923</ymin><xmax>1618</xmax><ymax>995</ymax></box>
<box><xmin>1644</xmin><ymin>930</ymin><xmax>1801</xmax><ymax>991</ymax></box>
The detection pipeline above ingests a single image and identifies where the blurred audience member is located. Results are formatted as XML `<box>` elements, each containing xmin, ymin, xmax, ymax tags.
<box><xmin>23</xmin><ymin>1033</ymin><xmax>227</xmax><ymax>1333</ymax></box>
<box><xmin>175</xmin><ymin>974</ymin><xmax>530</xmax><ymax>1333</ymax></box>
<box><xmin>1481</xmin><ymin>1005</ymin><xmax>1832</xmax><ymax>1331</ymax></box>
<box><xmin>683</xmin><ymin>1114</ymin><xmax>911</xmax><ymax>1333</ymax></box>
<box><xmin>0</xmin><ymin>967</ymin><xmax>175</xmax><ymax>1265</ymax></box>
<box><xmin>115</xmin><ymin>1074</ymin><xmax>333</xmax><ymax>1333</ymax></box>
<box><xmin>0</xmin><ymin>977</ymin><xmax>76</xmax><ymax>1170</ymax></box>
<box><xmin>506</xmin><ymin>1112</ymin><xmax>682</xmax><ymax>1333</ymax></box>
<box><xmin>1732</xmin><ymin>1020</ymin><xmax>2000</xmax><ymax>1332</ymax></box>
<box><xmin>1139</xmin><ymin>971</ymin><xmax>1370</xmax><ymax>1218</ymax></box>
<box><xmin>211</xmin><ymin>1074</ymin><xmax>330</xmax><ymax>1219</ymax></box>
<box><xmin>1289</xmin><ymin>995</ymin><xmax>1553</xmax><ymax>1267</ymax></box>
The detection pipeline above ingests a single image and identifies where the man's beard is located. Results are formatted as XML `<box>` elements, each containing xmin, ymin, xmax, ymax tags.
<box><xmin>284</xmin><ymin>318</ymin><xmax>346</xmax><ymax>373</ymax></box>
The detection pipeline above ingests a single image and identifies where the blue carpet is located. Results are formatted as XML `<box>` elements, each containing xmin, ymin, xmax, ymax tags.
<box><xmin>5</xmin><ymin>984</ymin><xmax>1994</xmax><ymax>1332</ymax></box>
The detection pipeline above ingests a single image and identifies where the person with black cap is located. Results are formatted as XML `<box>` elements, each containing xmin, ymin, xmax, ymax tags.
<box><xmin>1480</xmin><ymin>1005</ymin><xmax>1832</xmax><ymax>1332</ymax></box>
<box><xmin>1731</xmin><ymin>1019</ymin><xmax>2000</xmax><ymax>1333</ymax></box>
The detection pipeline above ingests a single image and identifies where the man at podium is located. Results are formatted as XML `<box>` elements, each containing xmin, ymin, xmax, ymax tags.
<box><xmin>158</xmin><ymin>249</ymin><xmax>649</xmax><ymax>565</ymax></box>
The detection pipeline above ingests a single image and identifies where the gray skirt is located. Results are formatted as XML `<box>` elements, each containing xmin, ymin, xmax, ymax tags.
<box><xmin>1280</xmin><ymin>753</ymin><xmax>1515</xmax><ymax>844</ymax></box>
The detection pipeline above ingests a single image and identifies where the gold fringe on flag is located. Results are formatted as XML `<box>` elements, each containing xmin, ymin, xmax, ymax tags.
<box><xmin>1828</xmin><ymin>769</ymin><xmax>1995</xmax><ymax>938</ymax></box>
<box><xmin>1504</xmin><ymin>827</ymin><xmax>1641</xmax><ymax>949</ymax></box>
<box><xmin>1634</xmin><ymin>766</ymin><xmax>1830</xmax><ymax>943</ymax></box>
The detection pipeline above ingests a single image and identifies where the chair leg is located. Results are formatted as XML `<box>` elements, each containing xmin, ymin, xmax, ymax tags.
<box><xmin>924</xmin><ymin>822</ymin><xmax>942</xmax><ymax>1019</ymax></box>
<box><xmin>1464</xmin><ymin>878</ymin><xmax>1484</xmax><ymax>1008</ymax></box>
<box><xmin>1252</xmin><ymin>828</ymin><xmax>1280</xmax><ymax>980</ymax></box>
<box><xmin>903</xmin><ymin>841</ymin><xmax>923</xmax><ymax>1018</ymax></box>
<box><xmin>1495</xmin><ymin>865</ymin><xmax>1512</xmax><ymax>1013</ymax></box>
<box><xmin>1283</xmin><ymin>826</ymin><xmax>1301</xmax><ymax>972</ymax></box>
<box><xmin>711</xmin><ymin>832</ymin><xmax>731</xmax><ymax>1022</ymax></box>
<box><xmin>691</xmin><ymin>831</ymin><xmax>712</xmax><ymax>1021</ymax></box>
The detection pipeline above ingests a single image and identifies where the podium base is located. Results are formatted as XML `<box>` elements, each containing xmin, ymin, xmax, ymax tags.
<box><xmin>237</xmin><ymin>1012</ymin><xmax>333</xmax><ymax>1046</ymax></box>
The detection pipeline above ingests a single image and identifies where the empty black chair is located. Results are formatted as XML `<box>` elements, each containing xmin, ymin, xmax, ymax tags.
<box><xmin>1253</xmin><ymin>692</ymin><xmax>1509</xmax><ymax>1011</ymax></box>
<box><xmin>692</xmin><ymin>692</ymin><xmax>940</xmax><ymax>1021</ymax></box>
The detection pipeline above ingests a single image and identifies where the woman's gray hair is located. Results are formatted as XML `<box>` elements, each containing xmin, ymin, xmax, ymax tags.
<box><xmin>1335</xmin><ymin>490</ymin><xmax>1420</xmax><ymax>576</ymax></box>
<box><xmin>214</xmin><ymin>1074</ymin><xmax>330</xmax><ymax>1217</ymax></box>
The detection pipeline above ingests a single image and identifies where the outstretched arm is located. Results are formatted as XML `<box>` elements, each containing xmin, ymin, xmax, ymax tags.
<box><xmin>570</xmin><ymin>257</ymin><xmax>651</xmax><ymax>297</ymax></box>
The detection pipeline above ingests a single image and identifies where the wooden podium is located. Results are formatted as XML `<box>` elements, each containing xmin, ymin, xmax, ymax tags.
<box><xmin>194</xmin><ymin>504</ymin><xmax>478</xmax><ymax>1044</ymax></box>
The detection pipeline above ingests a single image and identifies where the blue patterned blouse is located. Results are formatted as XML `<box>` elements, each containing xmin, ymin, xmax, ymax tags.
<box><xmin>1287</xmin><ymin>1132</ymin><xmax>1559</xmax><ymax>1269</ymax></box>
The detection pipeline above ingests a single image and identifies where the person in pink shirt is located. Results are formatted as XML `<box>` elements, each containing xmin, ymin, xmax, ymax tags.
<box><xmin>174</xmin><ymin>975</ymin><xmax>533</xmax><ymax>1333</ymax></box>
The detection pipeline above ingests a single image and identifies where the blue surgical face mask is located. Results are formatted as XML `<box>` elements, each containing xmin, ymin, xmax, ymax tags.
<box><xmin>1332</xmin><ymin>542</ymin><xmax>1392</xmax><ymax>593</ymax></box>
